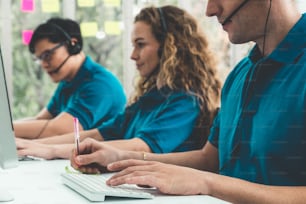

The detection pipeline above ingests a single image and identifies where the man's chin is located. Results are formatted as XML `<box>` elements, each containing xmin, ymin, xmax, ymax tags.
<box><xmin>50</xmin><ymin>76</ymin><xmax>61</xmax><ymax>83</ymax></box>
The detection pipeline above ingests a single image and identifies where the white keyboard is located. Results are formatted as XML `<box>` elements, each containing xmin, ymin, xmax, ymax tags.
<box><xmin>61</xmin><ymin>173</ymin><xmax>154</xmax><ymax>201</ymax></box>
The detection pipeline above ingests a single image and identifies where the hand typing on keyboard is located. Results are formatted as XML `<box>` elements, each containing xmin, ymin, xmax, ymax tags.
<box><xmin>107</xmin><ymin>159</ymin><xmax>207</xmax><ymax>196</ymax></box>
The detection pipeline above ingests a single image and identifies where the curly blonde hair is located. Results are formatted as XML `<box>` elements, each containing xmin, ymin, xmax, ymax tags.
<box><xmin>130</xmin><ymin>5</ymin><xmax>221</xmax><ymax>145</ymax></box>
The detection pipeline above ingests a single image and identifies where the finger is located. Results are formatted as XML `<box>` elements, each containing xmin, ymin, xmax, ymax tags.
<box><xmin>108</xmin><ymin>162</ymin><xmax>158</xmax><ymax>183</ymax></box>
<box><xmin>70</xmin><ymin>149</ymin><xmax>80</xmax><ymax>169</ymax></box>
<box><xmin>17</xmin><ymin>149</ymin><xmax>28</xmax><ymax>156</ymax></box>
<box><xmin>15</xmin><ymin>140</ymin><xmax>28</xmax><ymax>149</ymax></box>
<box><xmin>77</xmin><ymin>166</ymin><xmax>101</xmax><ymax>174</ymax></box>
<box><xmin>77</xmin><ymin>138</ymin><xmax>101</xmax><ymax>156</ymax></box>
<box><xmin>77</xmin><ymin>140</ymin><xmax>89</xmax><ymax>154</ymax></box>
<box><xmin>75</xmin><ymin>151</ymin><xmax>101</xmax><ymax>166</ymax></box>
<box><xmin>107</xmin><ymin>159</ymin><xmax>152</xmax><ymax>172</ymax></box>
<box><xmin>71</xmin><ymin>141</ymin><xmax>104</xmax><ymax>170</ymax></box>
<box><xmin>107</xmin><ymin>171</ymin><xmax>159</xmax><ymax>189</ymax></box>
<box><xmin>107</xmin><ymin>171</ymin><xmax>172</xmax><ymax>195</ymax></box>
<box><xmin>18</xmin><ymin>149</ymin><xmax>40</xmax><ymax>158</ymax></box>
<box><xmin>74</xmin><ymin>138</ymin><xmax>93</xmax><ymax>155</ymax></box>
<box><xmin>78</xmin><ymin>161</ymin><xmax>106</xmax><ymax>174</ymax></box>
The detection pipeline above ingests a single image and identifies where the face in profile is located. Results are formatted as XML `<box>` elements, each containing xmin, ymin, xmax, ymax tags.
<box><xmin>130</xmin><ymin>21</ymin><xmax>160</xmax><ymax>78</ymax></box>
<box><xmin>34</xmin><ymin>38</ymin><xmax>70</xmax><ymax>82</ymax></box>
<box><xmin>206</xmin><ymin>0</ymin><xmax>267</xmax><ymax>44</ymax></box>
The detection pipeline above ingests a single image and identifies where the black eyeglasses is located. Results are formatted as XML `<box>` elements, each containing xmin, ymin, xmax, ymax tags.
<box><xmin>34</xmin><ymin>42</ymin><xmax>65</xmax><ymax>64</ymax></box>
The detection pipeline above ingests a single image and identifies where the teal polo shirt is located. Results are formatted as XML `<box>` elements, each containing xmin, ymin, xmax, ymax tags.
<box><xmin>47</xmin><ymin>56</ymin><xmax>126</xmax><ymax>130</ymax></box>
<box><xmin>98</xmin><ymin>86</ymin><xmax>201</xmax><ymax>153</ymax></box>
<box><xmin>209</xmin><ymin>14</ymin><xmax>306</xmax><ymax>185</ymax></box>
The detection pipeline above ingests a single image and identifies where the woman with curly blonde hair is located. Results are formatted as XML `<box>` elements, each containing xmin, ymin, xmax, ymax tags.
<box><xmin>17</xmin><ymin>5</ymin><xmax>221</xmax><ymax>160</ymax></box>
<box><xmin>130</xmin><ymin>5</ymin><xmax>221</xmax><ymax>146</ymax></box>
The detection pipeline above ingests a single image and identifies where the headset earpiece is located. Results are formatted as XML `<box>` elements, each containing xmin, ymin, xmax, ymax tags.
<box><xmin>50</xmin><ymin>23</ymin><xmax>81</xmax><ymax>55</ymax></box>
<box><xmin>67</xmin><ymin>40</ymin><xmax>81</xmax><ymax>55</ymax></box>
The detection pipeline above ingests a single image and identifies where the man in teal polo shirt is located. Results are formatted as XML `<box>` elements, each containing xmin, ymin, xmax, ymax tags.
<box><xmin>14</xmin><ymin>18</ymin><xmax>126</xmax><ymax>139</ymax></box>
<box><xmin>211</xmin><ymin>35</ymin><xmax>305</xmax><ymax>185</ymax></box>
<box><xmin>102</xmin><ymin>1</ymin><xmax>306</xmax><ymax>203</ymax></box>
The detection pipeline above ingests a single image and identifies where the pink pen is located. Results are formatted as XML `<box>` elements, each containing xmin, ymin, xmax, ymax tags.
<box><xmin>73</xmin><ymin>117</ymin><xmax>80</xmax><ymax>155</ymax></box>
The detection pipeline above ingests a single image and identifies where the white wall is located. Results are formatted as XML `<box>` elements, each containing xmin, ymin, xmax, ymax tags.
<box><xmin>297</xmin><ymin>0</ymin><xmax>306</xmax><ymax>12</ymax></box>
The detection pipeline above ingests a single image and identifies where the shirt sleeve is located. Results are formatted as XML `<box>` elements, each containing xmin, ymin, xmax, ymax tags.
<box><xmin>208</xmin><ymin>110</ymin><xmax>220</xmax><ymax>149</ymax></box>
<box><xmin>46</xmin><ymin>86</ymin><xmax>62</xmax><ymax>117</ymax></box>
<box><xmin>136</xmin><ymin>93</ymin><xmax>200</xmax><ymax>153</ymax></box>
<box><xmin>46</xmin><ymin>57</ymin><xmax>126</xmax><ymax>130</ymax></box>
<box><xmin>46</xmin><ymin>81</ymin><xmax>117</xmax><ymax>129</ymax></box>
<box><xmin>97</xmin><ymin>111</ymin><xmax>127</xmax><ymax>140</ymax></box>
<box><xmin>65</xmin><ymin>79</ymin><xmax>122</xmax><ymax>130</ymax></box>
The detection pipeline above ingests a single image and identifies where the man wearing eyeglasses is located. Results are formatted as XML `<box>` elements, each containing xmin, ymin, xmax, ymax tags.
<box><xmin>13</xmin><ymin>17</ymin><xmax>126</xmax><ymax>139</ymax></box>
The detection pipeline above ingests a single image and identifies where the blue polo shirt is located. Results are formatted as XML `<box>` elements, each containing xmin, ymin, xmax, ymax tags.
<box><xmin>98</xmin><ymin>86</ymin><xmax>201</xmax><ymax>153</ymax></box>
<box><xmin>47</xmin><ymin>56</ymin><xmax>126</xmax><ymax>130</ymax></box>
<box><xmin>209</xmin><ymin>14</ymin><xmax>306</xmax><ymax>185</ymax></box>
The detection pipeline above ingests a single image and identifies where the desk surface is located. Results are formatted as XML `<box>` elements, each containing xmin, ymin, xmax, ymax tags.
<box><xmin>0</xmin><ymin>160</ymin><xmax>230</xmax><ymax>204</ymax></box>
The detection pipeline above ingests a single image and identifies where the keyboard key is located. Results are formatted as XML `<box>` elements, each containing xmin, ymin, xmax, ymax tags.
<box><xmin>61</xmin><ymin>173</ymin><xmax>154</xmax><ymax>201</ymax></box>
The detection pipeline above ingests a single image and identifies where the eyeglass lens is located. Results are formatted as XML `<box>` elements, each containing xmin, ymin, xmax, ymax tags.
<box><xmin>34</xmin><ymin>42</ymin><xmax>64</xmax><ymax>64</ymax></box>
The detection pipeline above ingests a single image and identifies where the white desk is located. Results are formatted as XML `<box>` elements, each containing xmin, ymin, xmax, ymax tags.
<box><xmin>0</xmin><ymin>160</ymin><xmax>230</xmax><ymax>204</ymax></box>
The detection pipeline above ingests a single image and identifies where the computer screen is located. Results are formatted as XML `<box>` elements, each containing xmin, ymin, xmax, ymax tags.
<box><xmin>0</xmin><ymin>46</ymin><xmax>18</xmax><ymax>169</ymax></box>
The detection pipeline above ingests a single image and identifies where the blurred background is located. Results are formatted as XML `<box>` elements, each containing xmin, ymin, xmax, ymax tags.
<box><xmin>0</xmin><ymin>0</ymin><xmax>305</xmax><ymax>119</ymax></box>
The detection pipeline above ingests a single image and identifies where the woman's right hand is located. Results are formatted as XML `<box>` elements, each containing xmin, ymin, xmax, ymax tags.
<box><xmin>70</xmin><ymin>138</ymin><xmax>123</xmax><ymax>174</ymax></box>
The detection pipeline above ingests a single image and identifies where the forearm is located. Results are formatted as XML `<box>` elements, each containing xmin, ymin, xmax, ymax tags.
<box><xmin>14</xmin><ymin>119</ymin><xmax>72</xmax><ymax>139</ymax></box>
<box><xmin>114</xmin><ymin>150</ymin><xmax>206</xmax><ymax>167</ymax></box>
<box><xmin>104</xmin><ymin>138</ymin><xmax>151</xmax><ymax>152</ymax></box>
<box><xmin>36</xmin><ymin>133</ymin><xmax>74</xmax><ymax>144</ymax></box>
<box><xmin>140</xmin><ymin>150</ymin><xmax>212</xmax><ymax>170</ymax></box>
<box><xmin>14</xmin><ymin>120</ymin><xmax>50</xmax><ymax>139</ymax></box>
<box><xmin>36</xmin><ymin>129</ymin><xmax>102</xmax><ymax>144</ymax></box>
<box><xmin>135</xmin><ymin>142</ymin><xmax>218</xmax><ymax>172</ymax></box>
<box><xmin>17</xmin><ymin>140</ymin><xmax>74</xmax><ymax>160</ymax></box>
<box><xmin>205</xmin><ymin>172</ymin><xmax>306</xmax><ymax>204</ymax></box>
<box><xmin>52</xmin><ymin>143</ymin><xmax>75</xmax><ymax>159</ymax></box>
<box><xmin>115</xmin><ymin>149</ymin><xmax>216</xmax><ymax>173</ymax></box>
<box><xmin>80</xmin><ymin>129</ymin><xmax>103</xmax><ymax>142</ymax></box>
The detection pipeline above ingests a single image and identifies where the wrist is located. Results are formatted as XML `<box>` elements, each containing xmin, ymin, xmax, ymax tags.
<box><xmin>54</xmin><ymin>144</ymin><xmax>72</xmax><ymax>159</ymax></box>
<box><xmin>118</xmin><ymin>150</ymin><xmax>149</xmax><ymax>161</ymax></box>
<box><xmin>118</xmin><ymin>150</ymin><xmax>139</xmax><ymax>161</ymax></box>
<box><xmin>51</xmin><ymin>145</ymin><xmax>60</xmax><ymax>159</ymax></box>
<box><xmin>200</xmin><ymin>171</ymin><xmax>215</xmax><ymax>196</ymax></box>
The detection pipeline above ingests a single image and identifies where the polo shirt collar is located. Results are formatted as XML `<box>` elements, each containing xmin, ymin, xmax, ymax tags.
<box><xmin>249</xmin><ymin>14</ymin><xmax>306</xmax><ymax>65</ymax></box>
<box><xmin>138</xmin><ymin>86</ymin><xmax>172</xmax><ymax>110</ymax></box>
<box><xmin>62</xmin><ymin>56</ymin><xmax>90</xmax><ymax>87</ymax></box>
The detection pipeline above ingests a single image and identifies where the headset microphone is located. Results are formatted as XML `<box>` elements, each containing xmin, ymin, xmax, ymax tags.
<box><xmin>48</xmin><ymin>55</ymin><xmax>70</xmax><ymax>74</ymax></box>
<box><xmin>222</xmin><ymin>0</ymin><xmax>250</xmax><ymax>26</ymax></box>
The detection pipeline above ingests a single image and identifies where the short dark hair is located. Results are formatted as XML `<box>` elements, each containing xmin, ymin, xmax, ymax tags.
<box><xmin>29</xmin><ymin>17</ymin><xmax>83</xmax><ymax>53</ymax></box>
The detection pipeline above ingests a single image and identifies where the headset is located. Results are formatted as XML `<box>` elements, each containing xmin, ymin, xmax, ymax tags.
<box><xmin>157</xmin><ymin>7</ymin><xmax>168</xmax><ymax>58</ymax></box>
<box><xmin>50</xmin><ymin>23</ymin><xmax>81</xmax><ymax>55</ymax></box>
<box><xmin>46</xmin><ymin>23</ymin><xmax>81</xmax><ymax>74</ymax></box>
<box><xmin>158</xmin><ymin>7</ymin><xmax>168</xmax><ymax>34</ymax></box>
<box><xmin>221</xmin><ymin>0</ymin><xmax>272</xmax><ymax>56</ymax></box>
<box><xmin>222</xmin><ymin>0</ymin><xmax>251</xmax><ymax>25</ymax></box>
